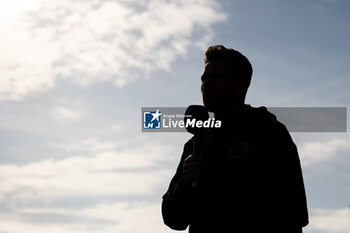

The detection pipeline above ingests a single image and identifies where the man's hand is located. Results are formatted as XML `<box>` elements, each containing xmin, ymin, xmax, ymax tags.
<box><xmin>183</xmin><ymin>155</ymin><xmax>203</xmax><ymax>186</ymax></box>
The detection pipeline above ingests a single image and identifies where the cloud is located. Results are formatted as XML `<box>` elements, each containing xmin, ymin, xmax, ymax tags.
<box><xmin>0</xmin><ymin>21</ymin><xmax>56</xmax><ymax>101</ymax></box>
<box><xmin>0</xmin><ymin>0</ymin><xmax>226</xmax><ymax>101</ymax></box>
<box><xmin>298</xmin><ymin>134</ymin><xmax>350</xmax><ymax>167</ymax></box>
<box><xmin>308</xmin><ymin>208</ymin><xmax>349</xmax><ymax>233</ymax></box>
<box><xmin>0</xmin><ymin>140</ymin><xmax>174</xmax><ymax>204</ymax></box>
<box><xmin>52</xmin><ymin>106</ymin><xmax>84</xmax><ymax>120</ymax></box>
<box><xmin>53</xmin><ymin>138</ymin><xmax>119</xmax><ymax>154</ymax></box>
<box><xmin>0</xmin><ymin>202</ymin><xmax>173</xmax><ymax>233</ymax></box>
<box><xmin>0</xmin><ymin>137</ymin><xmax>178</xmax><ymax>232</ymax></box>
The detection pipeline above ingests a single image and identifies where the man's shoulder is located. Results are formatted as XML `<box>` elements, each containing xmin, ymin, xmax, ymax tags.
<box><xmin>246</xmin><ymin>106</ymin><xmax>297</xmax><ymax>155</ymax></box>
<box><xmin>247</xmin><ymin>105</ymin><xmax>288</xmax><ymax>132</ymax></box>
<box><xmin>246</xmin><ymin>105</ymin><xmax>275</xmax><ymax>122</ymax></box>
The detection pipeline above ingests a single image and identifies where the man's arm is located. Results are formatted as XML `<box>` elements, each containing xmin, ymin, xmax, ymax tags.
<box><xmin>162</xmin><ymin>139</ymin><xmax>194</xmax><ymax>230</ymax></box>
<box><xmin>274</xmin><ymin>122</ymin><xmax>309</xmax><ymax>228</ymax></box>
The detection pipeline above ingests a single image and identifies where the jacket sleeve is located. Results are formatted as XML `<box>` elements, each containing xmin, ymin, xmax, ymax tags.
<box><xmin>274</xmin><ymin>122</ymin><xmax>309</xmax><ymax>228</ymax></box>
<box><xmin>162</xmin><ymin>139</ymin><xmax>194</xmax><ymax>230</ymax></box>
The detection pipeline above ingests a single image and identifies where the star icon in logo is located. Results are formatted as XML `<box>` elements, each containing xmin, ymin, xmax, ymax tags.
<box><xmin>150</xmin><ymin>109</ymin><xmax>162</xmax><ymax>122</ymax></box>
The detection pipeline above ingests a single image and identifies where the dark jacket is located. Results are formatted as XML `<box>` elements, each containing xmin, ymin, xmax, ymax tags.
<box><xmin>162</xmin><ymin>105</ymin><xmax>309</xmax><ymax>233</ymax></box>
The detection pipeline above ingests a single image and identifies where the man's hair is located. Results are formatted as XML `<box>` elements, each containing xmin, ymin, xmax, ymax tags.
<box><xmin>204</xmin><ymin>45</ymin><xmax>253</xmax><ymax>84</ymax></box>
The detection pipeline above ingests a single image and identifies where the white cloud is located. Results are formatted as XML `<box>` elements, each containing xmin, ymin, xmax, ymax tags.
<box><xmin>298</xmin><ymin>135</ymin><xmax>350</xmax><ymax>167</ymax></box>
<box><xmin>0</xmin><ymin>133</ymin><xmax>183</xmax><ymax>233</ymax></box>
<box><xmin>0</xmin><ymin>22</ymin><xmax>56</xmax><ymax>101</ymax></box>
<box><xmin>307</xmin><ymin>208</ymin><xmax>349</xmax><ymax>233</ymax></box>
<box><xmin>0</xmin><ymin>137</ymin><xmax>177</xmax><ymax>232</ymax></box>
<box><xmin>0</xmin><ymin>142</ymin><xmax>174</xmax><ymax>204</ymax></box>
<box><xmin>52</xmin><ymin>106</ymin><xmax>83</xmax><ymax>120</ymax></box>
<box><xmin>0</xmin><ymin>0</ymin><xmax>226</xmax><ymax>101</ymax></box>
<box><xmin>53</xmin><ymin>138</ymin><xmax>119</xmax><ymax>154</ymax></box>
<box><xmin>1</xmin><ymin>202</ymin><xmax>174</xmax><ymax>233</ymax></box>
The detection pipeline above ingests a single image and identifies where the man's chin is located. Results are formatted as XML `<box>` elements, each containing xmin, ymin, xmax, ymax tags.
<box><xmin>203</xmin><ymin>100</ymin><xmax>225</xmax><ymax>113</ymax></box>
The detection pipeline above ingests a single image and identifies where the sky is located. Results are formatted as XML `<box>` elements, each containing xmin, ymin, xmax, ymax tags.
<box><xmin>0</xmin><ymin>0</ymin><xmax>349</xmax><ymax>232</ymax></box>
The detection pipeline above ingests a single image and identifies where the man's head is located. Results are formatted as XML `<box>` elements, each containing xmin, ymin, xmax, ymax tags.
<box><xmin>201</xmin><ymin>45</ymin><xmax>253</xmax><ymax>113</ymax></box>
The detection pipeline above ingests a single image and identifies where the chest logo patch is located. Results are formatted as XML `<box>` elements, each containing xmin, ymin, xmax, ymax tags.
<box><xmin>229</xmin><ymin>142</ymin><xmax>250</xmax><ymax>159</ymax></box>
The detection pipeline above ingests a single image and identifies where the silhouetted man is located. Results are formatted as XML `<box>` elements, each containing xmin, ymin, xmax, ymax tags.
<box><xmin>162</xmin><ymin>45</ymin><xmax>309</xmax><ymax>233</ymax></box>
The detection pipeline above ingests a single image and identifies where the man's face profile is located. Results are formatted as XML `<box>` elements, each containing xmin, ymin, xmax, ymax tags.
<box><xmin>201</xmin><ymin>60</ymin><xmax>246</xmax><ymax>113</ymax></box>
